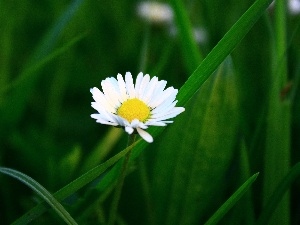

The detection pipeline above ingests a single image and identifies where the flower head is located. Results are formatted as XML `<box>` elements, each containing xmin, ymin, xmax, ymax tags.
<box><xmin>90</xmin><ymin>72</ymin><xmax>185</xmax><ymax>143</ymax></box>
<box><xmin>289</xmin><ymin>0</ymin><xmax>300</xmax><ymax>15</ymax></box>
<box><xmin>136</xmin><ymin>1</ymin><xmax>174</xmax><ymax>24</ymax></box>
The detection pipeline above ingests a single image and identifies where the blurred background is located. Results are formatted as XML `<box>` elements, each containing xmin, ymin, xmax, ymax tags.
<box><xmin>0</xmin><ymin>0</ymin><xmax>299</xmax><ymax>224</ymax></box>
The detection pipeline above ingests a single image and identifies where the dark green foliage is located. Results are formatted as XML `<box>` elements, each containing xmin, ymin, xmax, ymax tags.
<box><xmin>0</xmin><ymin>0</ymin><xmax>299</xmax><ymax>224</ymax></box>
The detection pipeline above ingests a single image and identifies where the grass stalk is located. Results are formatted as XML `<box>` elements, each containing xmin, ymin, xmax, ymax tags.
<box><xmin>107</xmin><ymin>134</ymin><xmax>136</xmax><ymax>225</ymax></box>
<box><xmin>263</xmin><ymin>0</ymin><xmax>291</xmax><ymax>224</ymax></box>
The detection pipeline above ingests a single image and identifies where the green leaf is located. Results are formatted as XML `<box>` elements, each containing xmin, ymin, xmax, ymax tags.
<box><xmin>151</xmin><ymin>57</ymin><xmax>239</xmax><ymax>225</ymax></box>
<box><xmin>204</xmin><ymin>173</ymin><xmax>259</xmax><ymax>225</ymax></box>
<box><xmin>0</xmin><ymin>167</ymin><xmax>78</xmax><ymax>225</ymax></box>
<box><xmin>176</xmin><ymin>0</ymin><xmax>273</xmax><ymax>105</ymax></box>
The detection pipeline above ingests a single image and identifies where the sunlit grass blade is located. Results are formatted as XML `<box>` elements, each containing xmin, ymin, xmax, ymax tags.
<box><xmin>0</xmin><ymin>167</ymin><xmax>78</xmax><ymax>225</ymax></box>
<box><xmin>9</xmin><ymin>142</ymin><xmax>136</xmax><ymax>225</ymax></box>
<box><xmin>258</xmin><ymin>162</ymin><xmax>300</xmax><ymax>225</ymax></box>
<box><xmin>176</xmin><ymin>0</ymin><xmax>273</xmax><ymax>105</ymax></box>
<box><xmin>204</xmin><ymin>173</ymin><xmax>259</xmax><ymax>225</ymax></box>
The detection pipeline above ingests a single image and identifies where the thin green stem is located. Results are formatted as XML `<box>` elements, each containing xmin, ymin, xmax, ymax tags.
<box><xmin>263</xmin><ymin>0</ymin><xmax>290</xmax><ymax>224</ymax></box>
<box><xmin>138</xmin><ymin>155</ymin><xmax>155</xmax><ymax>225</ymax></box>
<box><xmin>107</xmin><ymin>134</ymin><xmax>136</xmax><ymax>225</ymax></box>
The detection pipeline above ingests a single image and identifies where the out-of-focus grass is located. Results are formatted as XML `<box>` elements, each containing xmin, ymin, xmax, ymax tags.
<box><xmin>0</xmin><ymin>0</ymin><xmax>299</xmax><ymax>225</ymax></box>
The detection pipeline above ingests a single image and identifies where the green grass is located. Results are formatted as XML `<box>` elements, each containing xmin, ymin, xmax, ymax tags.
<box><xmin>0</xmin><ymin>0</ymin><xmax>300</xmax><ymax>224</ymax></box>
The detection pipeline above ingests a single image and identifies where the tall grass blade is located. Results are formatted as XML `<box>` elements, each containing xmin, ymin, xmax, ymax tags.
<box><xmin>258</xmin><ymin>162</ymin><xmax>300</xmax><ymax>225</ymax></box>
<box><xmin>0</xmin><ymin>167</ymin><xmax>78</xmax><ymax>225</ymax></box>
<box><xmin>263</xmin><ymin>0</ymin><xmax>290</xmax><ymax>224</ymax></box>
<box><xmin>204</xmin><ymin>173</ymin><xmax>259</xmax><ymax>225</ymax></box>
<box><xmin>10</xmin><ymin>142</ymin><xmax>135</xmax><ymax>225</ymax></box>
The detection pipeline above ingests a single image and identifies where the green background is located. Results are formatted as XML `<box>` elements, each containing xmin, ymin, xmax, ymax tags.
<box><xmin>0</xmin><ymin>0</ymin><xmax>299</xmax><ymax>224</ymax></box>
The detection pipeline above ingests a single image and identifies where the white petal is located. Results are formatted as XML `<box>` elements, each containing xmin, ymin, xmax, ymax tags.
<box><xmin>136</xmin><ymin>127</ymin><xmax>153</xmax><ymax>143</ymax></box>
<box><xmin>148</xmin><ymin>80</ymin><xmax>167</xmax><ymax>107</ymax></box>
<box><xmin>115</xmin><ymin>115</ymin><xmax>127</xmax><ymax>126</ymax></box>
<box><xmin>142</xmin><ymin>76</ymin><xmax>158</xmax><ymax>103</ymax></box>
<box><xmin>137</xmin><ymin>74</ymin><xmax>150</xmax><ymax>99</ymax></box>
<box><xmin>90</xmin><ymin>87</ymin><xmax>116</xmax><ymax>113</ymax></box>
<box><xmin>101</xmin><ymin>78</ymin><xmax>121</xmax><ymax>108</ymax></box>
<box><xmin>151</xmin><ymin>98</ymin><xmax>177</xmax><ymax>116</ymax></box>
<box><xmin>125</xmin><ymin>126</ymin><xmax>134</xmax><ymax>134</ymax></box>
<box><xmin>151</xmin><ymin>87</ymin><xmax>176</xmax><ymax>108</ymax></box>
<box><xmin>130</xmin><ymin>119</ymin><xmax>140</xmax><ymax>127</ymax></box>
<box><xmin>138</xmin><ymin>121</ymin><xmax>148</xmax><ymax>129</ymax></box>
<box><xmin>153</xmin><ymin>107</ymin><xmax>185</xmax><ymax>121</ymax></box>
<box><xmin>145</xmin><ymin>121</ymin><xmax>167</xmax><ymax>126</ymax></box>
<box><xmin>92</xmin><ymin>107</ymin><xmax>120</xmax><ymax>123</ymax></box>
<box><xmin>91</xmin><ymin>114</ymin><xmax>119</xmax><ymax>126</ymax></box>
<box><xmin>91</xmin><ymin>102</ymin><xmax>118</xmax><ymax>122</ymax></box>
<box><xmin>117</xmin><ymin>73</ymin><xmax>128</xmax><ymax>102</ymax></box>
<box><xmin>134</xmin><ymin>72</ymin><xmax>144</xmax><ymax>97</ymax></box>
<box><xmin>125</xmin><ymin>72</ymin><xmax>136</xmax><ymax>98</ymax></box>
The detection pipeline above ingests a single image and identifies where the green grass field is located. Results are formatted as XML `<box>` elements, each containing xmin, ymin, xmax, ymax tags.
<box><xmin>0</xmin><ymin>0</ymin><xmax>300</xmax><ymax>224</ymax></box>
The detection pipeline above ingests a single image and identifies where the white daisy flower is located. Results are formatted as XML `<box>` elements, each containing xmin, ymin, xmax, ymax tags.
<box><xmin>137</xmin><ymin>1</ymin><xmax>174</xmax><ymax>24</ymax></box>
<box><xmin>90</xmin><ymin>72</ymin><xmax>185</xmax><ymax>143</ymax></box>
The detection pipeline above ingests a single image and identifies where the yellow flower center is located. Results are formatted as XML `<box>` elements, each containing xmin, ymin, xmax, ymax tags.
<box><xmin>117</xmin><ymin>98</ymin><xmax>150</xmax><ymax>123</ymax></box>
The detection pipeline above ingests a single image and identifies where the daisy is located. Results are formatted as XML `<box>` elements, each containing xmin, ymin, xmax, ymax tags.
<box><xmin>90</xmin><ymin>72</ymin><xmax>185</xmax><ymax>143</ymax></box>
<box><xmin>136</xmin><ymin>1</ymin><xmax>174</xmax><ymax>24</ymax></box>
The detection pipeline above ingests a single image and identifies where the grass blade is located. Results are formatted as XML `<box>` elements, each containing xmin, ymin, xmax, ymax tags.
<box><xmin>170</xmin><ymin>0</ymin><xmax>203</xmax><ymax>72</ymax></box>
<box><xmin>204</xmin><ymin>173</ymin><xmax>259</xmax><ymax>225</ymax></box>
<box><xmin>0</xmin><ymin>167</ymin><xmax>78</xmax><ymax>225</ymax></box>
<box><xmin>258</xmin><ymin>162</ymin><xmax>300</xmax><ymax>225</ymax></box>
<box><xmin>9</xmin><ymin>142</ymin><xmax>135</xmax><ymax>225</ymax></box>
<box><xmin>176</xmin><ymin>0</ymin><xmax>273</xmax><ymax>105</ymax></box>
<box><xmin>263</xmin><ymin>0</ymin><xmax>290</xmax><ymax>224</ymax></box>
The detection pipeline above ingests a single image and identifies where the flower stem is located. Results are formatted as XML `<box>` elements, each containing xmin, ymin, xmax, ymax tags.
<box><xmin>107</xmin><ymin>134</ymin><xmax>136</xmax><ymax>225</ymax></box>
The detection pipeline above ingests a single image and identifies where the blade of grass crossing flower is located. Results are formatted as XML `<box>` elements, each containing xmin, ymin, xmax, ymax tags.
<box><xmin>204</xmin><ymin>173</ymin><xmax>259</xmax><ymax>225</ymax></box>
<box><xmin>263</xmin><ymin>0</ymin><xmax>291</xmax><ymax>224</ymax></box>
<box><xmin>0</xmin><ymin>167</ymin><xmax>78</xmax><ymax>225</ymax></box>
